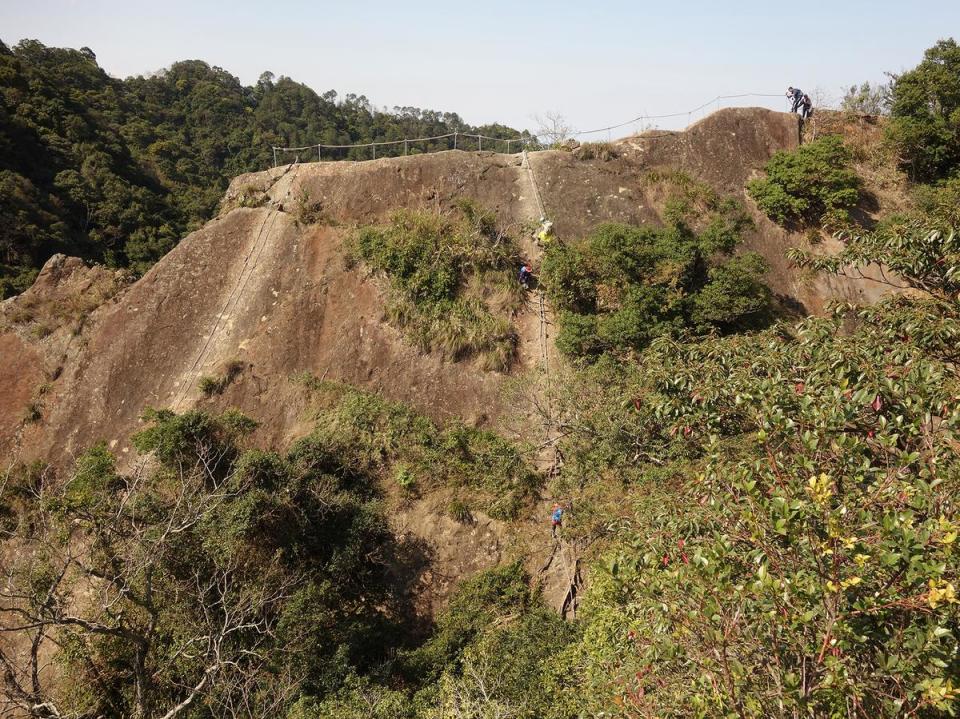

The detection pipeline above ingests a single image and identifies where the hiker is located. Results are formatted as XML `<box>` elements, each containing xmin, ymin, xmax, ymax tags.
<box><xmin>786</xmin><ymin>87</ymin><xmax>804</xmax><ymax>113</ymax></box>
<box><xmin>551</xmin><ymin>503</ymin><xmax>564</xmax><ymax>538</ymax></box>
<box><xmin>519</xmin><ymin>263</ymin><xmax>533</xmax><ymax>289</ymax></box>
<box><xmin>536</xmin><ymin>218</ymin><xmax>555</xmax><ymax>246</ymax></box>
<box><xmin>801</xmin><ymin>93</ymin><xmax>814</xmax><ymax>120</ymax></box>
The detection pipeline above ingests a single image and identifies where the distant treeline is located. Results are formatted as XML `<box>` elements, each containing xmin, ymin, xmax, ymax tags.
<box><xmin>0</xmin><ymin>39</ymin><xmax>530</xmax><ymax>297</ymax></box>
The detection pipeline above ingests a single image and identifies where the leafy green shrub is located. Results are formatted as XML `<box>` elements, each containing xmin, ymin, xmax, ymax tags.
<box><xmin>397</xmin><ymin>561</ymin><xmax>576</xmax><ymax>717</ymax></box>
<box><xmin>296</xmin><ymin>379</ymin><xmax>541</xmax><ymax>518</ymax></box>
<box><xmin>542</xmin><ymin>221</ymin><xmax>771</xmax><ymax>360</ymax></box>
<box><xmin>400</xmin><ymin>562</ymin><xmax>536</xmax><ymax>680</ymax></box>
<box><xmin>433</xmin><ymin>610</ymin><xmax>576</xmax><ymax>718</ymax></box>
<box><xmin>197</xmin><ymin>375</ymin><xmax>221</xmax><ymax>396</ymax></box>
<box><xmin>886</xmin><ymin>39</ymin><xmax>960</xmax><ymax>182</ymax></box>
<box><xmin>292</xmin><ymin>675</ymin><xmax>416</xmax><ymax>719</ymax></box>
<box><xmin>747</xmin><ymin>135</ymin><xmax>862</xmax><ymax>226</ymax></box>
<box><xmin>690</xmin><ymin>252</ymin><xmax>772</xmax><ymax>330</ymax></box>
<box><xmin>352</xmin><ymin>200</ymin><xmax>522</xmax><ymax>370</ymax></box>
<box><xmin>132</xmin><ymin>407</ymin><xmax>257</xmax><ymax>467</ymax></box>
<box><xmin>555</xmin><ymin>310</ymin><xmax>602</xmax><ymax>357</ymax></box>
<box><xmin>913</xmin><ymin>175</ymin><xmax>960</xmax><ymax>227</ymax></box>
<box><xmin>394</xmin><ymin>464</ymin><xmax>418</xmax><ymax>496</ymax></box>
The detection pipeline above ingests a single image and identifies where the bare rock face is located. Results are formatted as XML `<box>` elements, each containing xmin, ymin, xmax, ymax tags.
<box><xmin>0</xmin><ymin>254</ymin><xmax>125</xmax><ymax>460</ymax></box>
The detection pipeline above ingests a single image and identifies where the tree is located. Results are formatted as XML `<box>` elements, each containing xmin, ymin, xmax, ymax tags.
<box><xmin>840</xmin><ymin>81</ymin><xmax>892</xmax><ymax>115</ymax></box>
<box><xmin>886</xmin><ymin>38</ymin><xmax>960</xmax><ymax>181</ymax></box>
<box><xmin>0</xmin><ymin>407</ymin><xmax>415</xmax><ymax>717</ymax></box>
<box><xmin>0</xmin><ymin>429</ymin><xmax>295</xmax><ymax>718</ymax></box>
<box><xmin>533</xmin><ymin>112</ymin><xmax>573</xmax><ymax>146</ymax></box>
<box><xmin>747</xmin><ymin>135</ymin><xmax>862</xmax><ymax>227</ymax></box>
<box><xmin>789</xmin><ymin>220</ymin><xmax>960</xmax><ymax>301</ymax></box>
<box><xmin>542</xmin><ymin>212</ymin><xmax>771</xmax><ymax>361</ymax></box>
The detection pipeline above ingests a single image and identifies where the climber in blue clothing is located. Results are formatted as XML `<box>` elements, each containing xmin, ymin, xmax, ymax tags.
<box><xmin>551</xmin><ymin>503</ymin><xmax>564</xmax><ymax>538</ymax></box>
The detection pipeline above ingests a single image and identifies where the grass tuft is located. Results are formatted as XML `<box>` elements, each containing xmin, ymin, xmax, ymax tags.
<box><xmin>351</xmin><ymin>199</ymin><xmax>524</xmax><ymax>371</ymax></box>
<box><xmin>577</xmin><ymin>142</ymin><xmax>620</xmax><ymax>161</ymax></box>
<box><xmin>198</xmin><ymin>360</ymin><xmax>245</xmax><ymax>397</ymax></box>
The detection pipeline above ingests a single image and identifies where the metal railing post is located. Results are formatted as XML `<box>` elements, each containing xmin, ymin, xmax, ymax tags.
<box><xmin>272</xmin><ymin>147</ymin><xmax>277</xmax><ymax>167</ymax></box>
<box><xmin>404</xmin><ymin>139</ymin><xmax>408</xmax><ymax>155</ymax></box>
<box><xmin>454</xmin><ymin>132</ymin><xmax>458</xmax><ymax>150</ymax></box>
<box><xmin>478</xmin><ymin>135</ymin><xmax>482</xmax><ymax>151</ymax></box>
<box><xmin>372</xmin><ymin>144</ymin><xmax>376</xmax><ymax>160</ymax></box>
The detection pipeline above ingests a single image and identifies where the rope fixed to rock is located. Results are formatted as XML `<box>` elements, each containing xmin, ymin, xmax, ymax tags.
<box><xmin>270</xmin><ymin>92</ymin><xmax>787</xmax><ymax>165</ymax></box>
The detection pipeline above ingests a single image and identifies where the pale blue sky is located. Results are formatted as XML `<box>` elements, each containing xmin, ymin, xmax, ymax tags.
<box><xmin>2</xmin><ymin>0</ymin><xmax>957</xmax><ymax>134</ymax></box>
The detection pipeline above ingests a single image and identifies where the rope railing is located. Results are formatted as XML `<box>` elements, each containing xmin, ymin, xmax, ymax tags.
<box><xmin>271</xmin><ymin>92</ymin><xmax>790</xmax><ymax>166</ymax></box>
<box><xmin>272</xmin><ymin>132</ymin><xmax>535</xmax><ymax>165</ymax></box>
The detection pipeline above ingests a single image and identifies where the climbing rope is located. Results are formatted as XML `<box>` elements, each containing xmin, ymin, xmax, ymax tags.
<box><xmin>172</xmin><ymin>164</ymin><xmax>300</xmax><ymax>410</ymax></box>
<box><xmin>520</xmin><ymin>146</ymin><xmax>562</xmax><ymax>480</ymax></box>
<box><xmin>522</xmin><ymin>150</ymin><xmax>548</xmax><ymax>221</ymax></box>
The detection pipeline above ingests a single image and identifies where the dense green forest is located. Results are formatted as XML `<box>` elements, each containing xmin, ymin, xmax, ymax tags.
<box><xmin>0</xmin><ymin>39</ymin><xmax>528</xmax><ymax>297</ymax></box>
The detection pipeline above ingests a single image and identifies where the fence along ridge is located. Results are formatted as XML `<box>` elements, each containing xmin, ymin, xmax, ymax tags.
<box><xmin>271</xmin><ymin>92</ymin><xmax>787</xmax><ymax>165</ymax></box>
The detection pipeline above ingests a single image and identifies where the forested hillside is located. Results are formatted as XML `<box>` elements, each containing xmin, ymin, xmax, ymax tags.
<box><xmin>0</xmin><ymin>39</ymin><xmax>528</xmax><ymax>297</ymax></box>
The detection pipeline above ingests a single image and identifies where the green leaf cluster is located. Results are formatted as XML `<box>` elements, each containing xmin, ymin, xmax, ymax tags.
<box><xmin>886</xmin><ymin>38</ymin><xmax>960</xmax><ymax>182</ymax></box>
<box><xmin>542</xmin><ymin>219</ymin><xmax>771</xmax><ymax>360</ymax></box>
<box><xmin>747</xmin><ymin>135</ymin><xmax>862</xmax><ymax>227</ymax></box>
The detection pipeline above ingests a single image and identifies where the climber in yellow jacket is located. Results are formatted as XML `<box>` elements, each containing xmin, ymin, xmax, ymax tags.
<box><xmin>537</xmin><ymin>218</ymin><xmax>554</xmax><ymax>246</ymax></box>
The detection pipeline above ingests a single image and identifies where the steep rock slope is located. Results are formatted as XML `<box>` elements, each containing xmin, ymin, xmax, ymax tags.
<box><xmin>2</xmin><ymin>108</ymin><xmax>890</xmax><ymax>471</ymax></box>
